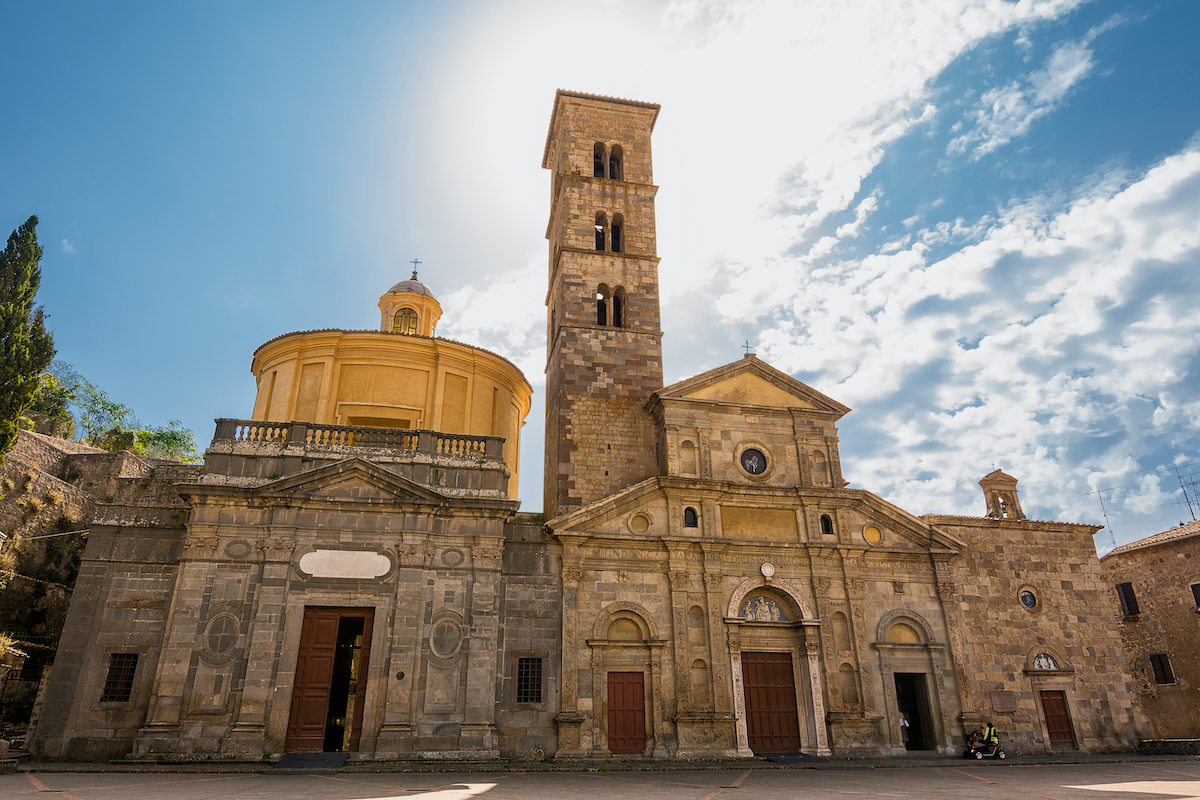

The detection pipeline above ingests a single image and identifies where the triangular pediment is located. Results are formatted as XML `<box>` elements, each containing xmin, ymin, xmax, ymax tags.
<box><xmin>546</xmin><ymin>477</ymin><xmax>664</xmax><ymax>534</ymax></box>
<box><xmin>657</xmin><ymin>356</ymin><xmax>850</xmax><ymax>418</ymax></box>
<box><xmin>256</xmin><ymin>458</ymin><xmax>444</xmax><ymax>504</ymax></box>
<box><xmin>850</xmin><ymin>490</ymin><xmax>965</xmax><ymax>552</ymax></box>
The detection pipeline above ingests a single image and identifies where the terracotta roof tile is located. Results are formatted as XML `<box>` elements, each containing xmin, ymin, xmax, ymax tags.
<box><xmin>1104</xmin><ymin>519</ymin><xmax>1200</xmax><ymax>558</ymax></box>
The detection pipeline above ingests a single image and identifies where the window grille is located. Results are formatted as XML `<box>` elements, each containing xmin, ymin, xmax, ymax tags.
<box><xmin>101</xmin><ymin>653</ymin><xmax>139</xmax><ymax>702</ymax></box>
<box><xmin>516</xmin><ymin>657</ymin><xmax>542</xmax><ymax>703</ymax></box>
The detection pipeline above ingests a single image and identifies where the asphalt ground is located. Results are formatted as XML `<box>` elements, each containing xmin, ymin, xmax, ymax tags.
<box><xmin>5</xmin><ymin>761</ymin><xmax>1200</xmax><ymax>800</ymax></box>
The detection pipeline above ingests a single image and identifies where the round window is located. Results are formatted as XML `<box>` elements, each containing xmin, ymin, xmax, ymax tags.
<box><xmin>1020</xmin><ymin>590</ymin><xmax>1037</xmax><ymax>609</ymax></box>
<box><xmin>740</xmin><ymin>448</ymin><xmax>767</xmax><ymax>475</ymax></box>
<box><xmin>206</xmin><ymin>615</ymin><xmax>239</xmax><ymax>657</ymax></box>
<box><xmin>863</xmin><ymin>525</ymin><xmax>882</xmax><ymax>545</ymax></box>
<box><xmin>430</xmin><ymin>619</ymin><xmax>462</xmax><ymax>658</ymax></box>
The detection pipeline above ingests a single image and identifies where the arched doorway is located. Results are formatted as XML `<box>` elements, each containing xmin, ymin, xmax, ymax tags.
<box><xmin>726</xmin><ymin>577</ymin><xmax>829</xmax><ymax>757</ymax></box>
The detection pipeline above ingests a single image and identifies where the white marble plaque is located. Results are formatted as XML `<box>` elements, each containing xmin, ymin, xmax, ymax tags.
<box><xmin>298</xmin><ymin>549</ymin><xmax>390</xmax><ymax>579</ymax></box>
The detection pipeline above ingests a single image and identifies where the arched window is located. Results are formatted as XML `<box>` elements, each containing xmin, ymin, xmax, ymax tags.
<box><xmin>611</xmin><ymin>213</ymin><xmax>624</xmax><ymax>253</ymax></box>
<box><xmin>593</xmin><ymin>142</ymin><xmax>605</xmax><ymax>178</ymax></box>
<box><xmin>609</xmin><ymin>144</ymin><xmax>623</xmax><ymax>180</ymax></box>
<box><xmin>596</xmin><ymin>284</ymin><xmax>610</xmax><ymax>326</ymax></box>
<box><xmin>820</xmin><ymin>514</ymin><xmax>834</xmax><ymax>536</ymax></box>
<box><xmin>612</xmin><ymin>286</ymin><xmax>625</xmax><ymax>327</ymax></box>
<box><xmin>594</xmin><ymin>212</ymin><xmax>607</xmax><ymax>251</ymax></box>
<box><xmin>683</xmin><ymin>507</ymin><xmax>698</xmax><ymax>528</ymax></box>
<box><xmin>393</xmin><ymin>307</ymin><xmax>418</xmax><ymax>335</ymax></box>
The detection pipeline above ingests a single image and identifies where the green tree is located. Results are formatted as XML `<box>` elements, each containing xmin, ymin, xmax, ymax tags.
<box><xmin>0</xmin><ymin>216</ymin><xmax>55</xmax><ymax>463</ymax></box>
<box><xmin>136</xmin><ymin>420</ymin><xmax>200</xmax><ymax>462</ymax></box>
<box><xmin>20</xmin><ymin>371</ymin><xmax>76</xmax><ymax>437</ymax></box>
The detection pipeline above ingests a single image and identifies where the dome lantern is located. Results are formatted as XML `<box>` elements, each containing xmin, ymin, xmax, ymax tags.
<box><xmin>379</xmin><ymin>264</ymin><xmax>442</xmax><ymax>336</ymax></box>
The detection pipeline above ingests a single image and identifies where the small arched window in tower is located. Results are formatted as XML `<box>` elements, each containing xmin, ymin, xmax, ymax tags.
<box><xmin>683</xmin><ymin>506</ymin><xmax>699</xmax><ymax>528</ymax></box>
<box><xmin>609</xmin><ymin>144</ymin><xmax>623</xmax><ymax>180</ymax></box>
<box><xmin>820</xmin><ymin>514</ymin><xmax>835</xmax><ymax>536</ymax></box>
<box><xmin>596</xmin><ymin>283</ymin><xmax>610</xmax><ymax>326</ymax></box>
<box><xmin>612</xmin><ymin>286</ymin><xmax>625</xmax><ymax>328</ymax></box>
<box><xmin>611</xmin><ymin>213</ymin><xmax>624</xmax><ymax>253</ymax></box>
<box><xmin>595</xmin><ymin>212</ymin><xmax>607</xmax><ymax>251</ymax></box>
<box><xmin>394</xmin><ymin>307</ymin><xmax>419</xmax><ymax>335</ymax></box>
<box><xmin>593</xmin><ymin>142</ymin><xmax>606</xmax><ymax>178</ymax></box>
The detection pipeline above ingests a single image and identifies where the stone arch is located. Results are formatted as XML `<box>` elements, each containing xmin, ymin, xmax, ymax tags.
<box><xmin>727</xmin><ymin>576</ymin><xmax>814</xmax><ymax>620</ymax></box>
<box><xmin>1024</xmin><ymin>644</ymin><xmax>1070</xmax><ymax>672</ymax></box>
<box><xmin>875</xmin><ymin>608</ymin><xmax>936</xmax><ymax>644</ymax></box>
<box><xmin>593</xmin><ymin>601</ymin><xmax>660</xmax><ymax>641</ymax></box>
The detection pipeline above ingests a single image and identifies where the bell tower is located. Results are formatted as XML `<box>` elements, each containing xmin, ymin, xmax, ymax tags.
<box><xmin>542</xmin><ymin>90</ymin><xmax>664</xmax><ymax>517</ymax></box>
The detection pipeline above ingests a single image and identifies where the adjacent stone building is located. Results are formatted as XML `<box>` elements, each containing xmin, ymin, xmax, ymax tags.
<box><xmin>29</xmin><ymin>90</ymin><xmax>1147</xmax><ymax>763</ymax></box>
<box><xmin>1100</xmin><ymin>519</ymin><xmax>1200</xmax><ymax>740</ymax></box>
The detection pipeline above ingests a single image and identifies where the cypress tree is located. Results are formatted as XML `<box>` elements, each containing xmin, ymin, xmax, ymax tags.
<box><xmin>0</xmin><ymin>216</ymin><xmax>55</xmax><ymax>462</ymax></box>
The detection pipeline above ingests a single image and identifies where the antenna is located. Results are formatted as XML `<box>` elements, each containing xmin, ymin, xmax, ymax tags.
<box><xmin>1173</xmin><ymin>464</ymin><xmax>1198</xmax><ymax>522</ymax></box>
<box><xmin>1096</xmin><ymin>489</ymin><xmax>1117</xmax><ymax>549</ymax></box>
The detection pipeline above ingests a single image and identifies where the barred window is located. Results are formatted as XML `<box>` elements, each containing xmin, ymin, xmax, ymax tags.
<box><xmin>516</xmin><ymin>657</ymin><xmax>542</xmax><ymax>703</ymax></box>
<box><xmin>1150</xmin><ymin>653</ymin><xmax>1175</xmax><ymax>685</ymax></box>
<box><xmin>100</xmin><ymin>653</ymin><xmax>139</xmax><ymax>702</ymax></box>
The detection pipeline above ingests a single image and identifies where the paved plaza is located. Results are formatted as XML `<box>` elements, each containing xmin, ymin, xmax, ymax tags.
<box><xmin>5</xmin><ymin>762</ymin><xmax>1200</xmax><ymax>800</ymax></box>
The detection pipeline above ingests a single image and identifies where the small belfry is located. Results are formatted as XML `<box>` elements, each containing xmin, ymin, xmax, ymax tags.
<box><xmin>979</xmin><ymin>469</ymin><xmax>1027</xmax><ymax>520</ymax></box>
<box><xmin>542</xmin><ymin>90</ymin><xmax>664</xmax><ymax>517</ymax></box>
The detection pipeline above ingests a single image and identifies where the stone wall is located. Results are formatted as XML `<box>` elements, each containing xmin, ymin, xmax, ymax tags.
<box><xmin>928</xmin><ymin>515</ymin><xmax>1146</xmax><ymax>753</ymax></box>
<box><xmin>1100</xmin><ymin>523</ymin><xmax>1200</xmax><ymax>739</ymax></box>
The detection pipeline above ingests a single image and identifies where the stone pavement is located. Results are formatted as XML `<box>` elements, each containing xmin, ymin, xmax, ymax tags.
<box><xmin>4</xmin><ymin>759</ymin><xmax>1200</xmax><ymax>800</ymax></box>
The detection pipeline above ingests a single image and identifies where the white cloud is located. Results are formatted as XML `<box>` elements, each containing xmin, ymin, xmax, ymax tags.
<box><xmin>947</xmin><ymin>15</ymin><xmax>1129</xmax><ymax>161</ymax></box>
<box><xmin>758</xmin><ymin>142</ymin><xmax>1200</xmax><ymax>534</ymax></box>
<box><xmin>61</xmin><ymin>239</ymin><xmax>76</xmax><ymax>254</ymax></box>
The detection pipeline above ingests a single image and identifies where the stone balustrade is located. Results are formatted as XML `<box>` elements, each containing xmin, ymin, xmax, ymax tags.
<box><xmin>211</xmin><ymin>419</ymin><xmax>504</xmax><ymax>461</ymax></box>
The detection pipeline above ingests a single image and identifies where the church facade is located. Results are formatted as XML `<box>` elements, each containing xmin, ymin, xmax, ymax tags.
<box><xmin>30</xmin><ymin>91</ymin><xmax>1145</xmax><ymax>762</ymax></box>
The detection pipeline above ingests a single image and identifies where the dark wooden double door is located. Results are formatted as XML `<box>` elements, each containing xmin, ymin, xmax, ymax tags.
<box><xmin>742</xmin><ymin>652</ymin><xmax>802</xmax><ymax>752</ymax></box>
<box><xmin>1040</xmin><ymin>690</ymin><xmax>1076</xmax><ymax>748</ymax></box>
<box><xmin>285</xmin><ymin>607</ymin><xmax>374</xmax><ymax>753</ymax></box>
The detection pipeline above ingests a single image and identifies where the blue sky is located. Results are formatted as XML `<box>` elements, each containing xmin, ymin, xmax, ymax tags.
<box><xmin>3</xmin><ymin>0</ymin><xmax>1199</xmax><ymax>552</ymax></box>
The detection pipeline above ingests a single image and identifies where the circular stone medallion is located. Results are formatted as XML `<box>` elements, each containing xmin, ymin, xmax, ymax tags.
<box><xmin>224</xmin><ymin>541</ymin><xmax>252</xmax><ymax>560</ymax></box>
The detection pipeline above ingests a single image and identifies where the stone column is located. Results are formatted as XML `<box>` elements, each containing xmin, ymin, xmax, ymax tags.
<box><xmin>934</xmin><ymin>567</ymin><xmax>976</xmax><ymax>730</ymax></box>
<box><xmin>376</xmin><ymin>531</ymin><xmax>428</xmax><ymax>756</ymax></box>
<box><xmin>874</xmin><ymin>643</ymin><xmax>904</xmax><ymax>755</ymax></box>
<box><xmin>649</xmin><ymin>642</ymin><xmax>669</xmax><ymax>757</ymax></box>
<box><xmin>726</xmin><ymin>622</ymin><xmax>753</xmax><ymax>757</ymax></box>
<box><xmin>555</xmin><ymin>535</ymin><xmax>588</xmax><ymax>756</ymax></box>
<box><xmin>845</xmin><ymin>577</ymin><xmax>875</xmax><ymax>711</ymax></box>
<box><xmin>228</xmin><ymin>536</ymin><xmax>294</xmax><ymax>755</ymax></box>
<box><xmin>805</xmin><ymin>633</ymin><xmax>831</xmax><ymax>756</ymax></box>
<box><xmin>700</xmin><ymin>542</ymin><xmax>729</xmax><ymax>714</ymax></box>
<box><xmin>698</xmin><ymin>428</ymin><xmax>713</xmax><ymax>479</ymax></box>
<box><xmin>460</xmin><ymin>536</ymin><xmax>502</xmax><ymax>756</ymax></box>
<box><xmin>132</xmin><ymin>535</ymin><xmax>219</xmax><ymax>754</ymax></box>
<box><xmin>811</xmin><ymin>577</ymin><xmax>842</xmax><ymax>710</ymax></box>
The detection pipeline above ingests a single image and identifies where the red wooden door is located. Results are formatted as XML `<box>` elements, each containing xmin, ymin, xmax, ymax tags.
<box><xmin>742</xmin><ymin>652</ymin><xmax>802</xmax><ymax>752</ymax></box>
<box><xmin>607</xmin><ymin>672</ymin><xmax>646</xmax><ymax>754</ymax></box>
<box><xmin>1040</xmin><ymin>691</ymin><xmax>1076</xmax><ymax>748</ymax></box>
<box><xmin>285</xmin><ymin>608</ymin><xmax>374</xmax><ymax>752</ymax></box>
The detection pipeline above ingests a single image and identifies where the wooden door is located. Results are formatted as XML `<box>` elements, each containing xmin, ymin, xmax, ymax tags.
<box><xmin>742</xmin><ymin>652</ymin><xmax>802</xmax><ymax>752</ymax></box>
<box><xmin>1040</xmin><ymin>690</ymin><xmax>1076</xmax><ymax>748</ymax></box>
<box><xmin>607</xmin><ymin>671</ymin><xmax>646</xmax><ymax>754</ymax></box>
<box><xmin>285</xmin><ymin>607</ymin><xmax>373</xmax><ymax>752</ymax></box>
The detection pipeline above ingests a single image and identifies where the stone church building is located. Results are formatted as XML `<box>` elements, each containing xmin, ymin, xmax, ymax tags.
<box><xmin>30</xmin><ymin>91</ymin><xmax>1146</xmax><ymax>762</ymax></box>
